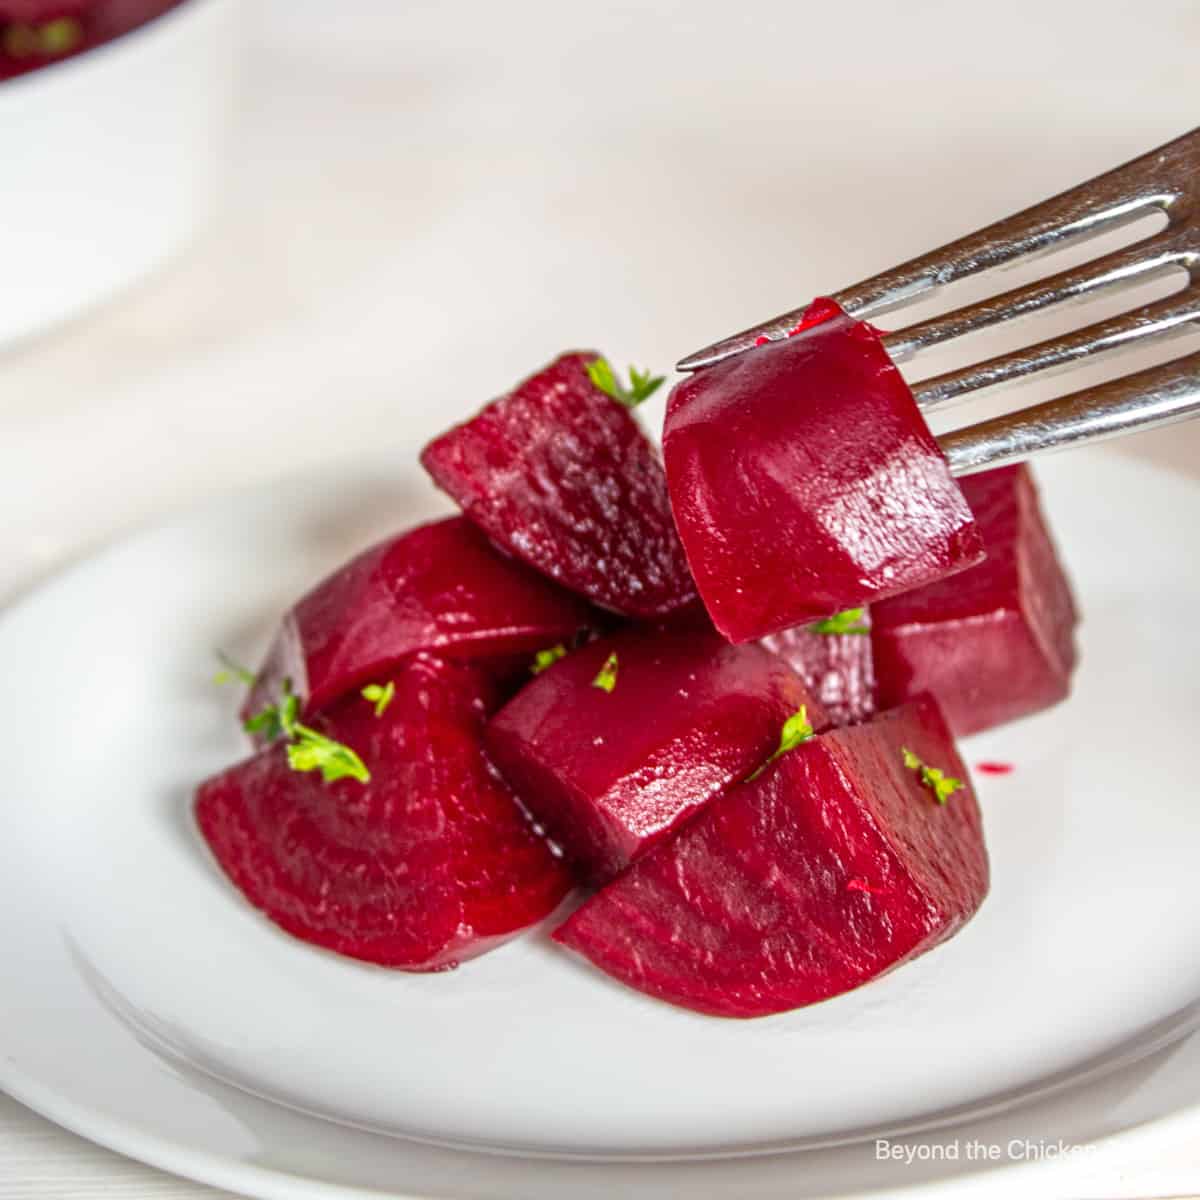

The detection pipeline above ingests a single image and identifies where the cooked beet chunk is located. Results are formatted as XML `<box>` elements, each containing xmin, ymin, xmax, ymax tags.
<box><xmin>554</xmin><ymin>695</ymin><xmax>988</xmax><ymax>1017</ymax></box>
<box><xmin>420</xmin><ymin>352</ymin><xmax>696</xmax><ymax>617</ymax></box>
<box><xmin>871</xmin><ymin>464</ymin><xmax>1079</xmax><ymax>735</ymax></box>
<box><xmin>663</xmin><ymin>304</ymin><xmax>984</xmax><ymax>642</ymax></box>
<box><xmin>243</xmin><ymin>516</ymin><xmax>594</xmax><ymax>721</ymax></box>
<box><xmin>485</xmin><ymin>628</ymin><xmax>827</xmax><ymax>884</ymax></box>
<box><xmin>761</xmin><ymin>610</ymin><xmax>877</xmax><ymax>727</ymax></box>
<box><xmin>198</xmin><ymin>654</ymin><xmax>574</xmax><ymax>970</ymax></box>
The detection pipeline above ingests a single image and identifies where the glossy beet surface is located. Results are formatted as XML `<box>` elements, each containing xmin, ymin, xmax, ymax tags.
<box><xmin>421</xmin><ymin>352</ymin><xmax>696</xmax><ymax>617</ymax></box>
<box><xmin>197</xmin><ymin>654</ymin><xmax>574</xmax><ymax>970</ymax></box>
<box><xmin>666</xmin><ymin>599</ymin><xmax>876</xmax><ymax>726</ymax></box>
<box><xmin>761</xmin><ymin>614</ymin><xmax>877</xmax><ymax>727</ymax></box>
<box><xmin>555</xmin><ymin>695</ymin><xmax>988</xmax><ymax>1017</ymax></box>
<box><xmin>663</xmin><ymin>305</ymin><xmax>984</xmax><ymax>642</ymax></box>
<box><xmin>244</xmin><ymin>516</ymin><xmax>594</xmax><ymax>721</ymax></box>
<box><xmin>872</xmin><ymin>465</ymin><xmax>1078</xmax><ymax>736</ymax></box>
<box><xmin>486</xmin><ymin>628</ymin><xmax>826</xmax><ymax>883</ymax></box>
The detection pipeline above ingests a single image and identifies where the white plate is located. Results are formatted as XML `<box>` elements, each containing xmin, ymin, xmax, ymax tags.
<box><xmin>2</xmin><ymin>450</ymin><xmax>1200</xmax><ymax>1198</ymax></box>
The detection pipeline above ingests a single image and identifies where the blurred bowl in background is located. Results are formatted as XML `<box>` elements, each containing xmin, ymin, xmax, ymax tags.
<box><xmin>0</xmin><ymin>0</ymin><xmax>238</xmax><ymax>350</ymax></box>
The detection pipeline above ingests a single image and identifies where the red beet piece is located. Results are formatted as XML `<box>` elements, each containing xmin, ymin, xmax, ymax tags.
<box><xmin>486</xmin><ymin>629</ymin><xmax>827</xmax><ymax>884</ymax></box>
<box><xmin>554</xmin><ymin>695</ymin><xmax>989</xmax><ymax>1018</ymax></box>
<box><xmin>871</xmin><ymin>464</ymin><xmax>1079</xmax><ymax>736</ymax></box>
<box><xmin>420</xmin><ymin>352</ymin><xmax>696</xmax><ymax>618</ymax></box>
<box><xmin>761</xmin><ymin>611</ymin><xmax>877</xmax><ymax>727</ymax></box>
<box><xmin>1</xmin><ymin>2</ymin><xmax>88</xmax><ymax>78</ymax></box>
<box><xmin>197</xmin><ymin>654</ymin><xmax>574</xmax><ymax>970</ymax></box>
<box><xmin>244</xmin><ymin>516</ymin><xmax>594</xmax><ymax>721</ymax></box>
<box><xmin>0</xmin><ymin>1</ymin><xmax>179</xmax><ymax>80</ymax></box>
<box><xmin>88</xmin><ymin>0</ymin><xmax>181</xmax><ymax>33</ymax></box>
<box><xmin>660</xmin><ymin>593</ymin><xmax>876</xmax><ymax>728</ymax></box>
<box><xmin>1</xmin><ymin>1</ymin><xmax>89</xmax><ymax>19</ymax></box>
<box><xmin>663</xmin><ymin>302</ymin><xmax>984</xmax><ymax>642</ymax></box>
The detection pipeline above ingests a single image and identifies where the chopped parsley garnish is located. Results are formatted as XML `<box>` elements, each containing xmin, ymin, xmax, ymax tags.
<box><xmin>747</xmin><ymin>706</ymin><xmax>815</xmax><ymax>781</ymax></box>
<box><xmin>531</xmin><ymin>644</ymin><xmax>568</xmax><ymax>675</ymax></box>
<box><xmin>243</xmin><ymin>678</ymin><xmax>370</xmax><ymax>785</ymax></box>
<box><xmin>586</xmin><ymin>357</ymin><xmax>665</xmax><ymax>409</ymax></box>
<box><xmin>286</xmin><ymin>724</ymin><xmax>370</xmax><ymax>784</ymax></box>
<box><xmin>809</xmin><ymin>608</ymin><xmax>870</xmax><ymax>636</ymax></box>
<box><xmin>3</xmin><ymin>17</ymin><xmax>81</xmax><ymax>58</ymax></box>
<box><xmin>902</xmin><ymin>747</ymin><xmax>963</xmax><ymax>805</ymax></box>
<box><xmin>213</xmin><ymin>650</ymin><xmax>256</xmax><ymax>687</ymax></box>
<box><xmin>39</xmin><ymin>17</ymin><xmax>82</xmax><ymax>54</ymax></box>
<box><xmin>361</xmin><ymin>680</ymin><xmax>395</xmax><ymax>717</ymax></box>
<box><xmin>242</xmin><ymin>678</ymin><xmax>299</xmax><ymax>743</ymax></box>
<box><xmin>591</xmin><ymin>651</ymin><xmax>619</xmax><ymax>693</ymax></box>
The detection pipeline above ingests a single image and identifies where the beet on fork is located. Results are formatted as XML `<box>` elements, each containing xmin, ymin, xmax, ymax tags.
<box><xmin>677</xmin><ymin>127</ymin><xmax>1200</xmax><ymax>476</ymax></box>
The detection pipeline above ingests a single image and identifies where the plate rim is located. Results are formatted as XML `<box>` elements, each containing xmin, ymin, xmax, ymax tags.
<box><xmin>5</xmin><ymin>1028</ymin><xmax>1200</xmax><ymax>1200</ymax></box>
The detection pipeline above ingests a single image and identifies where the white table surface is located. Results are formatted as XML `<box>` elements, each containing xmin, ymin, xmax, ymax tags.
<box><xmin>3</xmin><ymin>1</ymin><xmax>1200</xmax><ymax>1195</ymax></box>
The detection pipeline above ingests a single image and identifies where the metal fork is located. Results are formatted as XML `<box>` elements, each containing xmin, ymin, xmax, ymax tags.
<box><xmin>676</xmin><ymin>127</ymin><xmax>1200</xmax><ymax>476</ymax></box>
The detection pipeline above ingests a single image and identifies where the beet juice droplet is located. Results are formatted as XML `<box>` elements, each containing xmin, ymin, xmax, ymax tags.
<box><xmin>976</xmin><ymin>761</ymin><xmax>1014</xmax><ymax>776</ymax></box>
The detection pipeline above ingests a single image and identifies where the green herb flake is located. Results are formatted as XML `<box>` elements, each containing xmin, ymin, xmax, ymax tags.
<box><xmin>531</xmin><ymin>644</ymin><xmax>568</xmax><ymax>675</ymax></box>
<box><xmin>240</xmin><ymin>677</ymin><xmax>369</xmax><ymax>785</ymax></box>
<box><xmin>242</xmin><ymin>706</ymin><xmax>281</xmax><ymax>740</ymax></box>
<box><xmin>809</xmin><ymin>607</ymin><xmax>870</xmax><ymax>636</ymax></box>
<box><xmin>39</xmin><ymin>16</ymin><xmax>82</xmax><ymax>54</ymax></box>
<box><xmin>242</xmin><ymin>678</ymin><xmax>298</xmax><ymax>743</ymax></box>
<box><xmin>361</xmin><ymin>680</ymin><xmax>395</xmax><ymax>717</ymax></box>
<box><xmin>586</xmin><ymin>357</ymin><xmax>665</xmax><ymax>409</ymax></box>
<box><xmin>2</xmin><ymin>24</ymin><xmax>38</xmax><ymax>57</ymax></box>
<box><xmin>213</xmin><ymin>650</ymin><xmax>256</xmax><ymax>687</ymax></box>
<box><xmin>286</xmin><ymin>724</ymin><xmax>371</xmax><ymax>784</ymax></box>
<box><xmin>747</xmin><ymin>705</ymin><xmax>815</xmax><ymax>781</ymax></box>
<box><xmin>591</xmin><ymin>651</ymin><xmax>619</xmax><ymax>694</ymax></box>
<box><xmin>901</xmin><ymin>746</ymin><xmax>964</xmax><ymax>805</ymax></box>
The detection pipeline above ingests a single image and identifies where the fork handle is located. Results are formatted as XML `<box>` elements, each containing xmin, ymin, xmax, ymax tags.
<box><xmin>939</xmin><ymin>353</ymin><xmax>1200</xmax><ymax>476</ymax></box>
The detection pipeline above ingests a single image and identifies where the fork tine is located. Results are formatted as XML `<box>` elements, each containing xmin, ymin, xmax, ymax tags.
<box><xmin>882</xmin><ymin>226</ymin><xmax>1198</xmax><ymax>365</ymax></box>
<box><xmin>910</xmin><ymin>285</ymin><xmax>1200</xmax><ymax>410</ymax></box>
<box><xmin>938</xmin><ymin>351</ymin><xmax>1200</xmax><ymax>475</ymax></box>
<box><xmin>676</xmin><ymin>127</ymin><xmax>1200</xmax><ymax>372</ymax></box>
